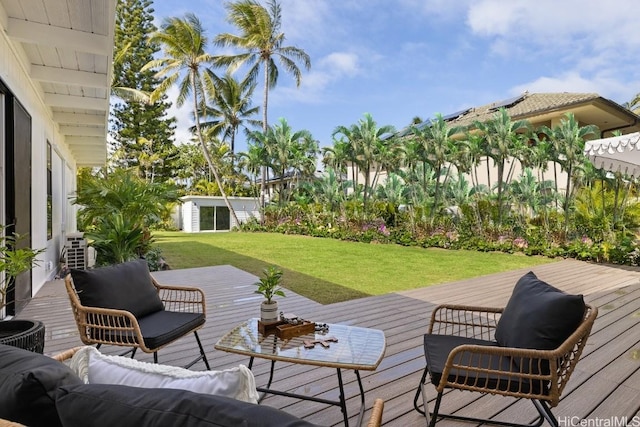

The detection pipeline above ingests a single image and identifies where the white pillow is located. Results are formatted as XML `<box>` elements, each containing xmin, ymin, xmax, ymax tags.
<box><xmin>68</xmin><ymin>346</ymin><xmax>259</xmax><ymax>404</ymax></box>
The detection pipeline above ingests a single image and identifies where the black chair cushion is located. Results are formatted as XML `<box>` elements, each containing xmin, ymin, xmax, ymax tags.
<box><xmin>137</xmin><ymin>311</ymin><xmax>206</xmax><ymax>349</ymax></box>
<box><xmin>0</xmin><ymin>344</ymin><xmax>83</xmax><ymax>427</ymax></box>
<box><xmin>424</xmin><ymin>334</ymin><xmax>547</xmax><ymax>395</ymax></box>
<box><xmin>71</xmin><ymin>259</ymin><xmax>164</xmax><ymax>319</ymax></box>
<box><xmin>495</xmin><ymin>271</ymin><xmax>585</xmax><ymax>351</ymax></box>
<box><xmin>56</xmin><ymin>384</ymin><xmax>321</xmax><ymax>427</ymax></box>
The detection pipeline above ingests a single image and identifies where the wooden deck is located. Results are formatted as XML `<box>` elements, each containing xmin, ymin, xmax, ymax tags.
<box><xmin>16</xmin><ymin>259</ymin><xmax>640</xmax><ymax>426</ymax></box>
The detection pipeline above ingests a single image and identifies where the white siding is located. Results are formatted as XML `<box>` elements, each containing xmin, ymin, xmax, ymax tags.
<box><xmin>1</xmin><ymin>25</ymin><xmax>79</xmax><ymax>292</ymax></box>
<box><xmin>177</xmin><ymin>196</ymin><xmax>261</xmax><ymax>232</ymax></box>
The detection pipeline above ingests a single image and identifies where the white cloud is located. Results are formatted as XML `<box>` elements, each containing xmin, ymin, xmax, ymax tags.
<box><xmin>278</xmin><ymin>0</ymin><xmax>335</xmax><ymax>46</ymax></box>
<box><xmin>165</xmin><ymin>86</ymin><xmax>195</xmax><ymax>145</ymax></box>
<box><xmin>463</xmin><ymin>0</ymin><xmax>640</xmax><ymax>104</ymax></box>
<box><xmin>270</xmin><ymin>51</ymin><xmax>362</xmax><ymax>105</ymax></box>
<box><xmin>466</xmin><ymin>0</ymin><xmax>640</xmax><ymax>52</ymax></box>
<box><xmin>510</xmin><ymin>71</ymin><xmax>636</xmax><ymax>103</ymax></box>
<box><xmin>319</xmin><ymin>52</ymin><xmax>360</xmax><ymax>77</ymax></box>
<box><xmin>398</xmin><ymin>0</ymin><xmax>473</xmax><ymax>20</ymax></box>
<box><xmin>511</xmin><ymin>72</ymin><xmax>600</xmax><ymax>94</ymax></box>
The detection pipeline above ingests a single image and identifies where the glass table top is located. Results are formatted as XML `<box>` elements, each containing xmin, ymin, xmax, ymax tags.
<box><xmin>215</xmin><ymin>318</ymin><xmax>386</xmax><ymax>371</ymax></box>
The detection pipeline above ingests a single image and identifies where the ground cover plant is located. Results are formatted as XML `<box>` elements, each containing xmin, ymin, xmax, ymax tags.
<box><xmin>154</xmin><ymin>231</ymin><xmax>554</xmax><ymax>304</ymax></box>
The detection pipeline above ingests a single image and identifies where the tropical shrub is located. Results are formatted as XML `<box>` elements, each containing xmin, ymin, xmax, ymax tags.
<box><xmin>74</xmin><ymin>168</ymin><xmax>178</xmax><ymax>266</ymax></box>
<box><xmin>84</xmin><ymin>213</ymin><xmax>148</xmax><ymax>266</ymax></box>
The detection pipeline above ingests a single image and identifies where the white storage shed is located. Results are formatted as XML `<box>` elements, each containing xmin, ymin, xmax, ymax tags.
<box><xmin>178</xmin><ymin>196</ymin><xmax>261</xmax><ymax>232</ymax></box>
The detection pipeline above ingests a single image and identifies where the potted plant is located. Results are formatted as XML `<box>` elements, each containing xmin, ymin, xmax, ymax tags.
<box><xmin>0</xmin><ymin>226</ymin><xmax>45</xmax><ymax>353</ymax></box>
<box><xmin>255</xmin><ymin>266</ymin><xmax>285</xmax><ymax>323</ymax></box>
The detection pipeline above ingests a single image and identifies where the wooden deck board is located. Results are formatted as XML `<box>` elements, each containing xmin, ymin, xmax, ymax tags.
<box><xmin>15</xmin><ymin>259</ymin><xmax>640</xmax><ymax>426</ymax></box>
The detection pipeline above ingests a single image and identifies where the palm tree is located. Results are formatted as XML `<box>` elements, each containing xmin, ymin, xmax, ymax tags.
<box><xmin>539</xmin><ymin>113</ymin><xmax>598</xmax><ymax>231</ymax></box>
<box><xmin>403</xmin><ymin>137</ymin><xmax>432</xmax><ymax>196</ymax></box>
<box><xmin>215</xmin><ymin>0</ymin><xmax>311</xmax><ymax>207</ymax></box>
<box><xmin>199</xmin><ymin>73</ymin><xmax>261</xmax><ymax>156</ymax></box>
<box><xmin>254</xmin><ymin>118</ymin><xmax>317</xmax><ymax>206</ymax></box>
<box><xmin>473</xmin><ymin>108</ymin><xmax>530</xmax><ymax>224</ymax></box>
<box><xmin>289</xmin><ymin>133</ymin><xmax>320</xmax><ymax>191</ymax></box>
<box><xmin>321</xmin><ymin>140</ymin><xmax>351</xmax><ymax>186</ymax></box>
<box><xmin>509</xmin><ymin>168</ymin><xmax>555</xmax><ymax>221</ymax></box>
<box><xmin>237</xmin><ymin>143</ymin><xmax>266</xmax><ymax>196</ymax></box>
<box><xmin>332</xmin><ymin>113</ymin><xmax>395</xmax><ymax>213</ymax></box>
<box><xmin>144</xmin><ymin>14</ymin><xmax>239</xmax><ymax>225</ymax></box>
<box><xmin>372</xmin><ymin>135</ymin><xmax>403</xmax><ymax>189</ymax></box>
<box><xmin>410</xmin><ymin>113</ymin><xmax>464</xmax><ymax>220</ymax></box>
<box><xmin>111</xmin><ymin>41</ymin><xmax>150</xmax><ymax>103</ymax></box>
<box><xmin>461</xmin><ymin>132</ymin><xmax>487</xmax><ymax>190</ymax></box>
<box><xmin>623</xmin><ymin>92</ymin><xmax>640</xmax><ymax>114</ymax></box>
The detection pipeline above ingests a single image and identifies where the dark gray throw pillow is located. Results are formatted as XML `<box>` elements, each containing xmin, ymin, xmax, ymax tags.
<box><xmin>495</xmin><ymin>271</ymin><xmax>585</xmax><ymax>350</ymax></box>
<box><xmin>56</xmin><ymin>384</ymin><xmax>321</xmax><ymax>427</ymax></box>
<box><xmin>71</xmin><ymin>259</ymin><xmax>164</xmax><ymax>318</ymax></box>
<box><xmin>0</xmin><ymin>344</ymin><xmax>83</xmax><ymax>427</ymax></box>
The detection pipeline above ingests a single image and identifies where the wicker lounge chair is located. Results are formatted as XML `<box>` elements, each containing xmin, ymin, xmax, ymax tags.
<box><xmin>64</xmin><ymin>259</ymin><xmax>210</xmax><ymax>369</ymax></box>
<box><xmin>413</xmin><ymin>272</ymin><xmax>598</xmax><ymax>427</ymax></box>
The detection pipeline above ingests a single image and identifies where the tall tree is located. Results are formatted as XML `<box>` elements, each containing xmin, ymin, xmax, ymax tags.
<box><xmin>332</xmin><ymin>113</ymin><xmax>395</xmax><ymax>213</ymax></box>
<box><xmin>110</xmin><ymin>0</ymin><xmax>177</xmax><ymax>181</ymax></box>
<box><xmin>473</xmin><ymin>108</ymin><xmax>530</xmax><ymax>224</ymax></box>
<box><xmin>410</xmin><ymin>114</ymin><xmax>464</xmax><ymax>220</ymax></box>
<box><xmin>199</xmin><ymin>73</ymin><xmax>261</xmax><ymax>155</ymax></box>
<box><xmin>174</xmin><ymin>142</ymin><xmax>209</xmax><ymax>189</ymax></box>
<box><xmin>623</xmin><ymin>92</ymin><xmax>640</xmax><ymax>114</ymax></box>
<box><xmin>248</xmin><ymin>118</ymin><xmax>318</xmax><ymax>205</ymax></box>
<box><xmin>215</xmin><ymin>0</ymin><xmax>311</xmax><ymax>206</ymax></box>
<box><xmin>144</xmin><ymin>13</ymin><xmax>240</xmax><ymax>225</ymax></box>
<box><xmin>321</xmin><ymin>140</ymin><xmax>351</xmax><ymax>186</ymax></box>
<box><xmin>539</xmin><ymin>113</ymin><xmax>598</xmax><ymax>231</ymax></box>
<box><xmin>237</xmin><ymin>143</ymin><xmax>265</xmax><ymax>196</ymax></box>
<box><xmin>306</xmin><ymin>168</ymin><xmax>350</xmax><ymax>214</ymax></box>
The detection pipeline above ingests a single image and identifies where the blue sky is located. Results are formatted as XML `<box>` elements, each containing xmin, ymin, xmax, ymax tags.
<box><xmin>151</xmin><ymin>0</ymin><xmax>640</xmax><ymax>155</ymax></box>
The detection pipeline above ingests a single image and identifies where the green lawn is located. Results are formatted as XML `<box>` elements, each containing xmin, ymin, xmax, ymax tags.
<box><xmin>154</xmin><ymin>231</ymin><xmax>556</xmax><ymax>304</ymax></box>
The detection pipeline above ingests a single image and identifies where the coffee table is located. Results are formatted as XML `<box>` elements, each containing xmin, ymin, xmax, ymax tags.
<box><xmin>215</xmin><ymin>318</ymin><xmax>386</xmax><ymax>426</ymax></box>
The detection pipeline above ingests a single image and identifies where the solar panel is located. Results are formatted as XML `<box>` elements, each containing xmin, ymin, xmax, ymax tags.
<box><xmin>441</xmin><ymin>108</ymin><xmax>470</xmax><ymax>121</ymax></box>
<box><xmin>490</xmin><ymin>95</ymin><xmax>524</xmax><ymax>111</ymax></box>
<box><xmin>416</xmin><ymin>120</ymin><xmax>432</xmax><ymax>130</ymax></box>
<box><xmin>397</xmin><ymin>119</ymin><xmax>434</xmax><ymax>137</ymax></box>
<box><xmin>396</xmin><ymin>127</ymin><xmax>413</xmax><ymax>137</ymax></box>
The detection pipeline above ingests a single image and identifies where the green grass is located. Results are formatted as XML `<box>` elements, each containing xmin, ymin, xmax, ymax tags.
<box><xmin>154</xmin><ymin>231</ymin><xmax>556</xmax><ymax>304</ymax></box>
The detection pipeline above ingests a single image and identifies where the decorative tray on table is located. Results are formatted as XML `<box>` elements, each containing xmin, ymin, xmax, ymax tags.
<box><xmin>258</xmin><ymin>316</ymin><xmax>316</xmax><ymax>340</ymax></box>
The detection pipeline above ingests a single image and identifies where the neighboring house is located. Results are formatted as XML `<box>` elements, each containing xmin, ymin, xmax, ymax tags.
<box><xmin>0</xmin><ymin>0</ymin><xmax>115</xmax><ymax>314</ymax></box>
<box><xmin>438</xmin><ymin>92</ymin><xmax>639</xmax><ymax>134</ymax></box>
<box><xmin>177</xmin><ymin>196</ymin><xmax>260</xmax><ymax>232</ymax></box>
<box><xmin>365</xmin><ymin>92</ymin><xmax>640</xmax><ymax>191</ymax></box>
<box><xmin>260</xmin><ymin>170</ymin><xmax>323</xmax><ymax>204</ymax></box>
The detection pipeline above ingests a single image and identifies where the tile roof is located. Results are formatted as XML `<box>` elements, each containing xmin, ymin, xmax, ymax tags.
<box><xmin>445</xmin><ymin>92</ymin><xmax>602</xmax><ymax>128</ymax></box>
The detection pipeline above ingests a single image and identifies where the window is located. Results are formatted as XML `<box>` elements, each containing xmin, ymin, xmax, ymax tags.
<box><xmin>46</xmin><ymin>141</ymin><xmax>52</xmax><ymax>240</ymax></box>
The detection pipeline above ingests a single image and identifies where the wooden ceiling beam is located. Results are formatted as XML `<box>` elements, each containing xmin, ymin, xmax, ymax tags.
<box><xmin>31</xmin><ymin>65</ymin><xmax>107</xmax><ymax>88</ymax></box>
<box><xmin>7</xmin><ymin>18</ymin><xmax>110</xmax><ymax>56</ymax></box>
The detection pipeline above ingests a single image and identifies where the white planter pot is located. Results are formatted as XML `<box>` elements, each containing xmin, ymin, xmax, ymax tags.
<box><xmin>260</xmin><ymin>301</ymin><xmax>279</xmax><ymax>323</ymax></box>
